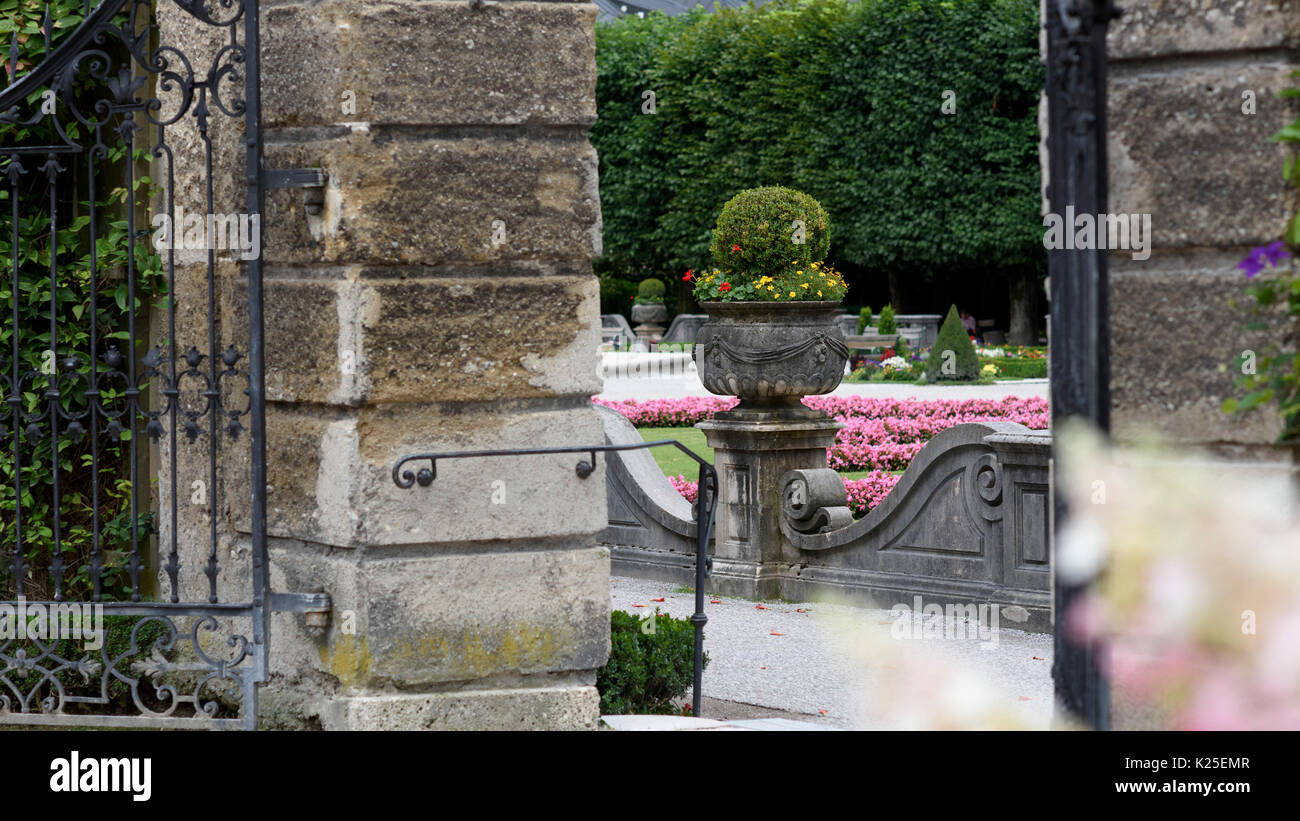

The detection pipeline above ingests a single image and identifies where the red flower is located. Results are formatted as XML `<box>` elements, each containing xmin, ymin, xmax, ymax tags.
<box><xmin>731</xmin><ymin>244</ymin><xmax>741</xmax><ymax>252</ymax></box>
<box><xmin>683</xmin><ymin>270</ymin><xmax>693</xmax><ymax>281</ymax></box>
<box><xmin>719</xmin><ymin>282</ymin><xmax>732</xmax><ymax>292</ymax></box>
<box><xmin>882</xmin><ymin>348</ymin><xmax>895</xmax><ymax>358</ymax></box>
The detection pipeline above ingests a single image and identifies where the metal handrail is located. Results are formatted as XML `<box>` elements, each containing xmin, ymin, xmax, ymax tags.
<box><xmin>393</xmin><ymin>439</ymin><xmax>718</xmax><ymax>717</ymax></box>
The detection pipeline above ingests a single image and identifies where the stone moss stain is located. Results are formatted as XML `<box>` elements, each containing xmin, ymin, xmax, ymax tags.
<box><xmin>390</xmin><ymin>621</ymin><xmax>570</xmax><ymax>680</ymax></box>
<box><xmin>322</xmin><ymin>622</ymin><xmax>574</xmax><ymax>688</ymax></box>
<box><xmin>320</xmin><ymin>634</ymin><xmax>373</xmax><ymax>690</ymax></box>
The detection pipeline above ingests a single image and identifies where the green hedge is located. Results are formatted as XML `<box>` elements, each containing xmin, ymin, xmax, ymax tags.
<box><xmin>592</xmin><ymin>0</ymin><xmax>1044</xmax><ymax>284</ymax></box>
<box><xmin>981</xmin><ymin>357</ymin><xmax>1046</xmax><ymax>379</ymax></box>
<box><xmin>598</xmin><ymin>609</ymin><xmax>705</xmax><ymax>715</ymax></box>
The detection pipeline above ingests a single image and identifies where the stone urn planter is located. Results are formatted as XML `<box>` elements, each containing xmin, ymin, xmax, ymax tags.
<box><xmin>630</xmin><ymin>301</ymin><xmax>668</xmax><ymax>345</ymax></box>
<box><xmin>694</xmin><ymin>300</ymin><xmax>849</xmax><ymax>420</ymax></box>
<box><xmin>630</xmin><ymin>301</ymin><xmax>668</xmax><ymax>325</ymax></box>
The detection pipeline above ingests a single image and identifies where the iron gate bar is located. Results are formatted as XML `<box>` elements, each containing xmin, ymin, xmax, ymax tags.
<box><xmin>1045</xmin><ymin>0</ymin><xmax>1119</xmax><ymax>729</ymax></box>
<box><xmin>393</xmin><ymin>440</ymin><xmax>719</xmax><ymax>717</ymax></box>
<box><xmin>0</xmin><ymin>0</ymin><xmax>320</xmax><ymax>730</ymax></box>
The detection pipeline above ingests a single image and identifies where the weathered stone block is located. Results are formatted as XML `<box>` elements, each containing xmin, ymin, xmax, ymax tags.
<box><xmin>311</xmin><ymin>686</ymin><xmax>602</xmax><ymax>730</ymax></box>
<box><xmin>359</xmin><ymin>274</ymin><xmax>602</xmax><ymax>403</ymax></box>
<box><xmin>269</xmin><ymin>541</ymin><xmax>610</xmax><ymax>691</ymax></box>
<box><xmin>247</xmin><ymin>274</ymin><xmax>601</xmax><ymax>406</ymax></box>
<box><xmin>235</xmin><ymin>403</ymin><xmax>608</xmax><ymax>547</ymax></box>
<box><xmin>1109</xmin><ymin>258</ymin><xmax>1284</xmax><ymax>447</ymax></box>
<box><xmin>1107</xmin><ymin>0</ymin><xmax>1300</xmax><ymax>60</ymax></box>
<box><xmin>1108</xmin><ymin>66</ymin><xmax>1298</xmax><ymax>249</ymax></box>
<box><xmin>262</xmin><ymin>131</ymin><xmax>602</xmax><ymax>266</ymax></box>
<box><xmin>263</xmin><ymin>1</ymin><xmax>597</xmax><ymax>128</ymax></box>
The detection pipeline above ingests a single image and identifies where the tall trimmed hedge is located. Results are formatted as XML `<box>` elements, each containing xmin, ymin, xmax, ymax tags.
<box><xmin>592</xmin><ymin>0</ymin><xmax>1044</xmax><ymax>292</ymax></box>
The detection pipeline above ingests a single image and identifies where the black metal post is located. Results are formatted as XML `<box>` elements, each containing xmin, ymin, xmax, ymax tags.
<box><xmin>690</xmin><ymin>462</ymin><xmax>716</xmax><ymax>717</ymax></box>
<box><xmin>1045</xmin><ymin>0</ymin><xmax>1119</xmax><ymax>730</ymax></box>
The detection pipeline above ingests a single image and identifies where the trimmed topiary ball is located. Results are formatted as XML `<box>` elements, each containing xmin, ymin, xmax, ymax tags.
<box><xmin>926</xmin><ymin>304</ymin><xmax>980</xmax><ymax>382</ymax></box>
<box><xmin>709</xmin><ymin>186</ymin><xmax>831</xmax><ymax>280</ymax></box>
<box><xmin>635</xmin><ymin>277</ymin><xmax>666</xmax><ymax>303</ymax></box>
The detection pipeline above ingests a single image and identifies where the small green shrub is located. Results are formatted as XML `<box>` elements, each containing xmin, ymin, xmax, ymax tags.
<box><xmin>857</xmin><ymin>306</ymin><xmax>873</xmax><ymax>334</ymax></box>
<box><xmin>877</xmin><ymin>304</ymin><xmax>897</xmax><ymax>335</ymax></box>
<box><xmin>598</xmin><ymin>609</ymin><xmax>706</xmax><ymax>715</ymax></box>
<box><xmin>635</xmin><ymin>277</ymin><xmax>666</xmax><ymax>303</ymax></box>
<box><xmin>926</xmin><ymin>304</ymin><xmax>980</xmax><ymax>382</ymax></box>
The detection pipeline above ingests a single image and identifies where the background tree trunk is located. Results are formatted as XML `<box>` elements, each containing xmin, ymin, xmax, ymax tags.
<box><xmin>1008</xmin><ymin>265</ymin><xmax>1039</xmax><ymax>345</ymax></box>
<box><xmin>887</xmin><ymin>268</ymin><xmax>903</xmax><ymax>312</ymax></box>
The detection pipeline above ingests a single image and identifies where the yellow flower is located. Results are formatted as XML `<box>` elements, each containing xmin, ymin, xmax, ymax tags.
<box><xmin>789</xmin><ymin>291</ymin><xmax>796</xmax><ymax>298</ymax></box>
<box><xmin>801</xmin><ymin>282</ymin><xmax>810</xmax><ymax>289</ymax></box>
<box><xmin>767</xmin><ymin>285</ymin><xmax>775</xmax><ymax>291</ymax></box>
<box><xmin>817</xmin><ymin>290</ymin><xmax>824</xmax><ymax>297</ymax></box>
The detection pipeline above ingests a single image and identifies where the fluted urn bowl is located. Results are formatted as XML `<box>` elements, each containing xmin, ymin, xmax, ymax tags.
<box><xmin>630</xmin><ymin>302</ymin><xmax>668</xmax><ymax>324</ymax></box>
<box><xmin>694</xmin><ymin>300</ymin><xmax>849</xmax><ymax>420</ymax></box>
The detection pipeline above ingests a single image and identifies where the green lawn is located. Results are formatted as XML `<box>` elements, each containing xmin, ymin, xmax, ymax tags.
<box><xmin>637</xmin><ymin>426</ymin><xmax>876</xmax><ymax>481</ymax></box>
<box><xmin>638</xmin><ymin>427</ymin><xmax>711</xmax><ymax>479</ymax></box>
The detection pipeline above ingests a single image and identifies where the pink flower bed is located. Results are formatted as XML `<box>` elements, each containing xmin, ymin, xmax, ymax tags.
<box><xmin>597</xmin><ymin>396</ymin><xmax>1048</xmax><ymax>473</ymax></box>
<box><xmin>669</xmin><ymin>475</ymin><xmax>699</xmax><ymax>503</ymax></box>
<box><xmin>595</xmin><ymin>396</ymin><xmax>737</xmax><ymax>427</ymax></box>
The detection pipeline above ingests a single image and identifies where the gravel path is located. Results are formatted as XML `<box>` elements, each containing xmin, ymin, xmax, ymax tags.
<box><xmin>597</xmin><ymin>374</ymin><xmax>1047</xmax><ymax>402</ymax></box>
<box><xmin>611</xmin><ymin>576</ymin><xmax>1054</xmax><ymax>729</ymax></box>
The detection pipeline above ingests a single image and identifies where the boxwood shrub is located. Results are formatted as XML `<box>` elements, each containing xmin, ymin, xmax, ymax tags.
<box><xmin>598</xmin><ymin>609</ymin><xmax>706</xmax><ymax>715</ymax></box>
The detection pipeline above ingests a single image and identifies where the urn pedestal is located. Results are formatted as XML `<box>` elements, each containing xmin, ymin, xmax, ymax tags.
<box><xmin>697</xmin><ymin>416</ymin><xmax>842</xmax><ymax>600</ymax></box>
<box><xmin>631</xmin><ymin>302</ymin><xmax>667</xmax><ymax>346</ymax></box>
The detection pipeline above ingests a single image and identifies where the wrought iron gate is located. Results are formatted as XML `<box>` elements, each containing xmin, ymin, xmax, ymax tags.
<box><xmin>1045</xmin><ymin>0</ymin><xmax>1119</xmax><ymax>729</ymax></box>
<box><xmin>0</xmin><ymin>0</ymin><xmax>319</xmax><ymax>730</ymax></box>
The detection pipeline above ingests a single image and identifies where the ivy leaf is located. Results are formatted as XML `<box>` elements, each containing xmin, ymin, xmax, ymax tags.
<box><xmin>1237</xmin><ymin>389</ymin><xmax>1275</xmax><ymax>412</ymax></box>
<box><xmin>1269</xmin><ymin>121</ymin><xmax>1300</xmax><ymax>142</ymax></box>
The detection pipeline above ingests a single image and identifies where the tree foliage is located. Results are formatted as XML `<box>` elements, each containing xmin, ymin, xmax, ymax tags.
<box><xmin>592</xmin><ymin>0</ymin><xmax>1044</xmax><ymax>289</ymax></box>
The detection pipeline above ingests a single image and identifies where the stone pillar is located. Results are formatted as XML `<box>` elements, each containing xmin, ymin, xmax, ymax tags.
<box><xmin>697</xmin><ymin>417</ymin><xmax>841</xmax><ymax>600</ymax></box>
<box><xmin>1105</xmin><ymin>3</ymin><xmax>1300</xmax><ymax>466</ymax></box>
<box><xmin>199</xmin><ymin>1</ymin><xmax>610</xmax><ymax>729</ymax></box>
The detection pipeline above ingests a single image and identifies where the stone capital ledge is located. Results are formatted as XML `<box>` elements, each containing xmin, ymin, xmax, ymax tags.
<box><xmin>1106</xmin><ymin>0</ymin><xmax>1300</xmax><ymax>62</ymax></box>
<box><xmin>297</xmin><ymin>686</ymin><xmax>601</xmax><ymax>730</ymax></box>
<box><xmin>697</xmin><ymin>417</ymin><xmax>844</xmax><ymax>452</ymax></box>
<box><xmin>263</xmin><ymin>1</ymin><xmax>597</xmax><ymax>129</ymax></box>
